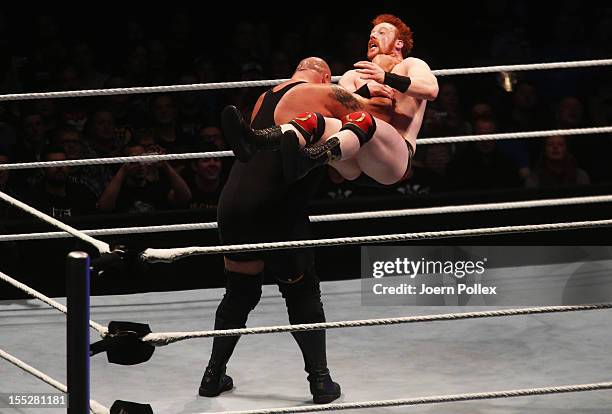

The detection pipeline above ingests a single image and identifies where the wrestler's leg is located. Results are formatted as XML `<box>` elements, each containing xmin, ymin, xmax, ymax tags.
<box><xmin>200</xmin><ymin>256</ymin><xmax>263</xmax><ymax>397</ymax></box>
<box><xmin>280</xmin><ymin>112</ymin><xmax>376</xmax><ymax>182</ymax></box>
<box><xmin>354</xmin><ymin>119</ymin><xmax>410</xmax><ymax>185</ymax></box>
<box><xmin>268</xmin><ymin>237</ymin><xmax>340</xmax><ymax>404</ymax></box>
<box><xmin>283</xmin><ymin>114</ymin><xmax>411</xmax><ymax>184</ymax></box>
<box><xmin>280</xmin><ymin>117</ymin><xmax>363</xmax><ymax>180</ymax></box>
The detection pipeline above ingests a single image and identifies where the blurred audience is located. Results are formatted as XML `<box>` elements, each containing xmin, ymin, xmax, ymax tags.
<box><xmin>24</xmin><ymin>146</ymin><xmax>97</xmax><ymax>219</ymax></box>
<box><xmin>97</xmin><ymin>142</ymin><xmax>191</xmax><ymax>213</ymax></box>
<box><xmin>525</xmin><ymin>135</ymin><xmax>590</xmax><ymax>188</ymax></box>
<box><xmin>0</xmin><ymin>3</ymin><xmax>606</xmax><ymax>224</ymax></box>
<box><xmin>447</xmin><ymin>117</ymin><xmax>522</xmax><ymax>191</ymax></box>
<box><xmin>185</xmin><ymin>143</ymin><xmax>224</xmax><ymax>209</ymax></box>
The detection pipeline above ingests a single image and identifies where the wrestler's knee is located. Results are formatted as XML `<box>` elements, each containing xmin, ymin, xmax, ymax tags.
<box><xmin>216</xmin><ymin>270</ymin><xmax>263</xmax><ymax>321</ymax></box>
<box><xmin>224</xmin><ymin>257</ymin><xmax>264</xmax><ymax>275</ymax></box>
<box><xmin>278</xmin><ymin>267</ymin><xmax>325</xmax><ymax>324</ymax></box>
<box><xmin>341</xmin><ymin>111</ymin><xmax>376</xmax><ymax>145</ymax></box>
<box><xmin>289</xmin><ymin>112</ymin><xmax>326</xmax><ymax>145</ymax></box>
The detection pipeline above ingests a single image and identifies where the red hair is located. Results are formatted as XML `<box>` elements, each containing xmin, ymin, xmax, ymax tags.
<box><xmin>372</xmin><ymin>14</ymin><xmax>413</xmax><ymax>57</ymax></box>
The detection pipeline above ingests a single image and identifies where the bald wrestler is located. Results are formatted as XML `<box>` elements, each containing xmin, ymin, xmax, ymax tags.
<box><xmin>201</xmin><ymin>57</ymin><xmax>387</xmax><ymax>404</ymax></box>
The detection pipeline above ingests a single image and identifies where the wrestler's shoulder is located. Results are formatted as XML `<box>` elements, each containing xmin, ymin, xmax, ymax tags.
<box><xmin>341</xmin><ymin>69</ymin><xmax>359</xmax><ymax>77</ymax></box>
<box><xmin>397</xmin><ymin>57</ymin><xmax>432</xmax><ymax>69</ymax></box>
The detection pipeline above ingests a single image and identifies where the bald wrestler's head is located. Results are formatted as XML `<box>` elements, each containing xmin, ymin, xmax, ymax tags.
<box><xmin>293</xmin><ymin>57</ymin><xmax>331</xmax><ymax>84</ymax></box>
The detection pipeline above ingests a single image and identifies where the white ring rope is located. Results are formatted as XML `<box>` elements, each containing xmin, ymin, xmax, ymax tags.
<box><xmin>417</xmin><ymin>126</ymin><xmax>612</xmax><ymax>145</ymax></box>
<box><xmin>143</xmin><ymin>304</ymin><xmax>612</xmax><ymax>346</ymax></box>
<box><xmin>0</xmin><ymin>191</ymin><xmax>110</xmax><ymax>254</ymax></box>
<box><xmin>0</xmin><ymin>151</ymin><xmax>233</xmax><ymax>171</ymax></box>
<box><xmin>0</xmin><ymin>58</ymin><xmax>610</xmax><ymax>102</ymax></box>
<box><xmin>0</xmin><ymin>348</ymin><xmax>109</xmax><ymax>414</ymax></box>
<box><xmin>1</xmin><ymin>126</ymin><xmax>611</xmax><ymax>171</ymax></box>
<box><xmin>2</xmin><ymin>194</ymin><xmax>612</xmax><ymax>243</ymax></box>
<box><xmin>201</xmin><ymin>381</ymin><xmax>612</xmax><ymax>414</ymax></box>
<box><xmin>0</xmin><ymin>269</ymin><xmax>107</xmax><ymax>335</ymax></box>
<box><xmin>431</xmin><ymin>58</ymin><xmax>612</xmax><ymax>76</ymax></box>
<box><xmin>141</xmin><ymin>217</ymin><xmax>612</xmax><ymax>263</ymax></box>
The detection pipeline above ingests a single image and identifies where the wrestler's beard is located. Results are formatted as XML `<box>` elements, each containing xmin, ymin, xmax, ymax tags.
<box><xmin>367</xmin><ymin>39</ymin><xmax>394</xmax><ymax>60</ymax></box>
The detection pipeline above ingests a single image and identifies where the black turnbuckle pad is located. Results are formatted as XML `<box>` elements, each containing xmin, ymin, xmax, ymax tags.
<box><xmin>90</xmin><ymin>321</ymin><xmax>155</xmax><ymax>365</ymax></box>
<box><xmin>110</xmin><ymin>400</ymin><xmax>154</xmax><ymax>414</ymax></box>
<box><xmin>90</xmin><ymin>247</ymin><xmax>127</xmax><ymax>277</ymax></box>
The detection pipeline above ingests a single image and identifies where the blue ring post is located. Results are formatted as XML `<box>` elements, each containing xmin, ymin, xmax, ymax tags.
<box><xmin>67</xmin><ymin>251</ymin><xmax>90</xmax><ymax>414</ymax></box>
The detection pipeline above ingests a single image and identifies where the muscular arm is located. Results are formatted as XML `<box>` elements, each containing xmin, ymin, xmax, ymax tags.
<box><xmin>338</xmin><ymin>70</ymin><xmax>359</xmax><ymax>91</ymax></box>
<box><xmin>395</xmin><ymin>58</ymin><xmax>438</xmax><ymax>101</ymax></box>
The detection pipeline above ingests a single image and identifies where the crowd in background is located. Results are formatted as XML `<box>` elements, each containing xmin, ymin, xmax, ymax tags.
<box><xmin>1</xmin><ymin>1</ymin><xmax>611</xmax><ymax>221</ymax></box>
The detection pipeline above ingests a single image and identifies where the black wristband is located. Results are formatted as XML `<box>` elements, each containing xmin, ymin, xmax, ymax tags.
<box><xmin>354</xmin><ymin>83</ymin><xmax>371</xmax><ymax>99</ymax></box>
<box><xmin>384</xmin><ymin>72</ymin><xmax>411</xmax><ymax>93</ymax></box>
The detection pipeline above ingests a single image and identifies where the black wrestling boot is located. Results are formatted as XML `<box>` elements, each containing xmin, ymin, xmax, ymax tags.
<box><xmin>308</xmin><ymin>368</ymin><xmax>341</xmax><ymax>404</ymax></box>
<box><xmin>281</xmin><ymin>132</ymin><xmax>342</xmax><ymax>183</ymax></box>
<box><xmin>199</xmin><ymin>363</ymin><xmax>234</xmax><ymax>397</ymax></box>
<box><xmin>221</xmin><ymin>105</ymin><xmax>284</xmax><ymax>162</ymax></box>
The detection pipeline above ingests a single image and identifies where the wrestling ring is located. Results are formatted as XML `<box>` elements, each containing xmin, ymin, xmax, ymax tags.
<box><xmin>1</xmin><ymin>58</ymin><xmax>612</xmax><ymax>413</ymax></box>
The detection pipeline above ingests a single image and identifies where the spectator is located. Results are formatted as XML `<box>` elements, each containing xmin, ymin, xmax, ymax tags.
<box><xmin>431</xmin><ymin>81</ymin><xmax>471</xmax><ymax>135</ymax></box>
<box><xmin>504</xmin><ymin>81</ymin><xmax>547</xmax><ymax>132</ymax></box>
<box><xmin>554</xmin><ymin>96</ymin><xmax>597</xmax><ymax>176</ymax></box>
<box><xmin>13</xmin><ymin>110</ymin><xmax>48</xmax><ymax>188</ymax></box>
<box><xmin>198</xmin><ymin>125</ymin><xmax>225</xmax><ymax>150</ymax></box>
<box><xmin>447</xmin><ymin>118</ymin><xmax>522</xmax><ymax>191</ymax></box>
<box><xmin>85</xmin><ymin>109</ymin><xmax>129</xmax><ymax>158</ymax></box>
<box><xmin>14</xmin><ymin>110</ymin><xmax>47</xmax><ymax>162</ymax></box>
<box><xmin>150</xmin><ymin>94</ymin><xmax>195</xmax><ymax>154</ymax></box>
<box><xmin>525</xmin><ymin>135</ymin><xmax>590</xmax><ymax>188</ymax></box>
<box><xmin>58</xmin><ymin>100</ymin><xmax>88</xmax><ymax>132</ymax></box>
<box><xmin>185</xmin><ymin>143</ymin><xmax>224</xmax><ymax>210</ymax></box>
<box><xmin>198</xmin><ymin>125</ymin><xmax>233</xmax><ymax>180</ymax></box>
<box><xmin>193</xmin><ymin>57</ymin><xmax>222</xmax><ymax>115</ymax></box>
<box><xmin>103</xmin><ymin>76</ymin><xmax>147</xmax><ymax>129</ymax></box>
<box><xmin>176</xmin><ymin>73</ymin><xmax>207</xmax><ymax>136</ymax></box>
<box><xmin>54</xmin><ymin>126</ymin><xmax>112</xmax><ymax>198</ymax></box>
<box><xmin>97</xmin><ymin>142</ymin><xmax>191</xmax><ymax>213</ymax></box>
<box><xmin>25</xmin><ymin>146</ymin><xmax>97</xmax><ymax>219</ymax></box>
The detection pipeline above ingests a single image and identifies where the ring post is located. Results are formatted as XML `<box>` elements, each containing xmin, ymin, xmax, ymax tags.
<box><xmin>67</xmin><ymin>251</ymin><xmax>90</xmax><ymax>414</ymax></box>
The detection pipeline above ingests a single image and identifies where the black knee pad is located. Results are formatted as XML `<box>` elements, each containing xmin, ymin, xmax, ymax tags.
<box><xmin>215</xmin><ymin>270</ymin><xmax>263</xmax><ymax>324</ymax></box>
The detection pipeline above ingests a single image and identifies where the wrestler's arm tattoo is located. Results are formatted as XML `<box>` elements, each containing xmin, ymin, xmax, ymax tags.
<box><xmin>329</xmin><ymin>85</ymin><xmax>363</xmax><ymax>111</ymax></box>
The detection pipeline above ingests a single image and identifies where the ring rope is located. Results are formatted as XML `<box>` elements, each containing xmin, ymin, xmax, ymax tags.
<box><xmin>0</xmin><ymin>269</ymin><xmax>108</xmax><ymax>335</ymax></box>
<box><xmin>141</xmin><ymin>217</ymin><xmax>612</xmax><ymax>263</ymax></box>
<box><xmin>0</xmin><ymin>58</ymin><xmax>610</xmax><ymax>102</ymax></box>
<box><xmin>0</xmin><ymin>190</ymin><xmax>110</xmax><ymax>254</ymax></box>
<box><xmin>0</xmin><ymin>151</ymin><xmax>233</xmax><ymax>171</ymax></box>
<box><xmin>0</xmin><ymin>348</ymin><xmax>109</xmax><ymax>414</ymax></box>
<box><xmin>1</xmin><ymin>126</ymin><xmax>611</xmax><ymax>170</ymax></box>
<box><xmin>418</xmin><ymin>126</ymin><xmax>612</xmax><ymax>145</ymax></box>
<box><xmin>143</xmin><ymin>304</ymin><xmax>612</xmax><ymax>346</ymax></box>
<box><xmin>201</xmin><ymin>381</ymin><xmax>612</xmax><ymax>414</ymax></box>
<box><xmin>2</xmin><ymin>194</ymin><xmax>612</xmax><ymax>242</ymax></box>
